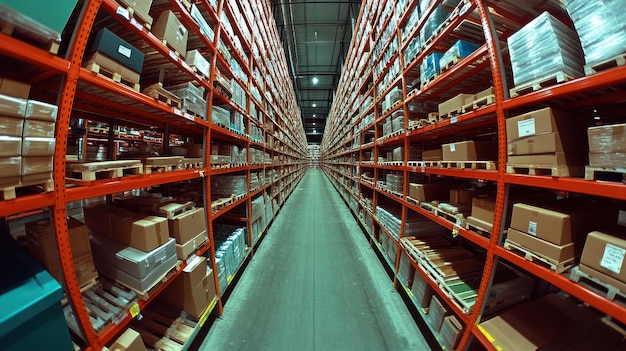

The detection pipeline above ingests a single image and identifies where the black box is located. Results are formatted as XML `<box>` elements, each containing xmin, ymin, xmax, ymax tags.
<box><xmin>88</xmin><ymin>28</ymin><xmax>144</xmax><ymax>74</ymax></box>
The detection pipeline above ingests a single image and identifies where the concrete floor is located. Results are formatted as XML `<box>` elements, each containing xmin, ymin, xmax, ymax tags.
<box><xmin>199</xmin><ymin>169</ymin><xmax>431</xmax><ymax>351</ymax></box>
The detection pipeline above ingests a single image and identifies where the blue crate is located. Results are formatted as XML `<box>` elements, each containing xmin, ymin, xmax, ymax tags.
<box><xmin>0</xmin><ymin>235</ymin><xmax>73</xmax><ymax>351</ymax></box>
<box><xmin>440</xmin><ymin>40</ymin><xmax>480</xmax><ymax>69</ymax></box>
<box><xmin>421</xmin><ymin>52</ymin><xmax>444</xmax><ymax>81</ymax></box>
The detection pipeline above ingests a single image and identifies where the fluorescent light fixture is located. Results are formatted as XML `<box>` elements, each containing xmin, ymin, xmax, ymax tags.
<box><xmin>312</xmin><ymin>76</ymin><xmax>319</xmax><ymax>85</ymax></box>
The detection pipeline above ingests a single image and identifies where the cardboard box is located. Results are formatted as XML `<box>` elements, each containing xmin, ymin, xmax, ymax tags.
<box><xmin>507</xmin><ymin>228</ymin><xmax>583</xmax><ymax>263</ymax></box>
<box><xmin>22</xmin><ymin>156</ymin><xmax>53</xmax><ymax>175</ymax></box>
<box><xmin>176</xmin><ymin>230</ymin><xmax>208</xmax><ymax>260</ymax></box>
<box><xmin>438</xmin><ymin>93</ymin><xmax>472</xmax><ymax>116</ymax></box>
<box><xmin>22</xmin><ymin>137</ymin><xmax>55</xmax><ymax>156</ymax></box>
<box><xmin>0</xmin><ymin>156</ymin><xmax>21</xmax><ymax>178</ymax></box>
<box><xmin>589</xmin><ymin>152</ymin><xmax>626</xmax><ymax>168</ymax></box>
<box><xmin>440</xmin><ymin>315</ymin><xmax>463</xmax><ymax>351</ymax></box>
<box><xmin>116</xmin><ymin>0</ymin><xmax>153</xmax><ymax>26</ymax></box>
<box><xmin>422</xmin><ymin>148</ymin><xmax>443</xmax><ymax>161</ymax></box>
<box><xmin>0</xmin><ymin>94</ymin><xmax>27</xmax><ymax>118</ymax></box>
<box><xmin>466</xmin><ymin>216</ymin><xmax>493</xmax><ymax>233</ymax></box>
<box><xmin>506</xmin><ymin>107</ymin><xmax>579</xmax><ymax>141</ymax></box>
<box><xmin>0</xmin><ymin>136</ymin><xmax>21</xmax><ymax>157</ymax></box>
<box><xmin>428</xmin><ymin>295</ymin><xmax>449</xmax><ymax>333</ymax></box>
<box><xmin>408</xmin><ymin>183</ymin><xmax>455</xmax><ymax>202</ymax></box>
<box><xmin>88</xmin><ymin>28</ymin><xmax>144</xmax><ymax>74</ymax></box>
<box><xmin>86</xmin><ymin>52</ymin><xmax>141</xmax><ymax>84</ymax></box>
<box><xmin>450</xmin><ymin>188</ymin><xmax>474</xmax><ymax>205</ymax></box>
<box><xmin>25</xmin><ymin>100</ymin><xmax>58</xmax><ymax>121</ymax></box>
<box><xmin>22</xmin><ymin>119</ymin><xmax>54</xmax><ymax>138</ymax></box>
<box><xmin>588</xmin><ymin>123</ymin><xmax>626</xmax><ymax>154</ymax></box>
<box><xmin>0</xmin><ymin>77</ymin><xmax>30</xmax><ymax>99</ymax></box>
<box><xmin>470</xmin><ymin>197</ymin><xmax>495</xmax><ymax>224</ymax></box>
<box><xmin>187</xmin><ymin>144</ymin><xmax>203</xmax><ymax>157</ymax></box>
<box><xmin>580</xmin><ymin>231</ymin><xmax>626</xmax><ymax>285</ymax></box>
<box><xmin>392</xmin><ymin>147</ymin><xmax>403</xmax><ymax>161</ymax></box>
<box><xmin>442</xmin><ymin>141</ymin><xmax>497</xmax><ymax>161</ymax></box>
<box><xmin>93</xmin><ymin>251</ymin><xmax>177</xmax><ymax>292</ymax></box>
<box><xmin>185</xmin><ymin>49</ymin><xmax>211</xmax><ymax>77</ymax></box>
<box><xmin>507</xmin><ymin>132</ymin><xmax>582</xmax><ymax>155</ymax></box>
<box><xmin>110</xmin><ymin>328</ymin><xmax>146</xmax><ymax>351</ymax></box>
<box><xmin>153</xmin><ymin>11</ymin><xmax>188</xmax><ymax>58</ymax></box>
<box><xmin>83</xmin><ymin>204</ymin><xmax>169</xmax><ymax>252</ymax></box>
<box><xmin>510</xmin><ymin>203</ymin><xmax>606</xmax><ymax>245</ymax></box>
<box><xmin>474</xmin><ymin>86</ymin><xmax>494</xmax><ymax>100</ymax></box>
<box><xmin>411</xmin><ymin>272</ymin><xmax>433</xmax><ymax>308</ymax></box>
<box><xmin>508</xmin><ymin>152</ymin><xmax>586</xmax><ymax>166</ymax></box>
<box><xmin>0</xmin><ymin>116</ymin><xmax>24</xmax><ymax>137</ymax></box>
<box><xmin>165</xmin><ymin>207</ymin><xmax>207</xmax><ymax>244</ymax></box>
<box><xmin>159</xmin><ymin>256</ymin><xmax>209</xmax><ymax>318</ymax></box>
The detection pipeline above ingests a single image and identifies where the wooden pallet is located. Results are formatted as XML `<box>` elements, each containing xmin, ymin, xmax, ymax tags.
<box><xmin>421</xmin><ymin>74</ymin><xmax>438</xmax><ymax>89</ymax></box>
<box><xmin>462</xmin><ymin>94</ymin><xmax>495</xmax><ymax>113</ymax></box>
<box><xmin>407</xmin><ymin>88</ymin><xmax>419</xmax><ymax>98</ymax></box>
<box><xmin>117</xmin><ymin>261</ymin><xmax>181</xmax><ymax>301</ymax></box>
<box><xmin>211</xmin><ymin>197</ymin><xmax>232</xmax><ymax>213</ymax></box>
<box><xmin>158</xmin><ymin>201</ymin><xmax>195</xmax><ymax>219</ymax></box>
<box><xmin>88</xmin><ymin>126</ymin><xmax>109</xmax><ymax>134</ymax></box>
<box><xmin>0</xmin><ymin>16</ymin><xmax>60</xmax><ymax>54</ymax></box>
<box><xmin>427</xmin><ymin>112</ymin><xmax>440</xmax><ymax>124</ymax></box>
<box><xmin>509</xmin><ymin>71</ymin><xmax>577</xmax><ymax>98</ymax></box>
<box><xmin>466</xmin><ymin>221</ymin><xmax>492</xmax><ymax>238</ymax></box>
<box><xmin>569</xmin><ymin>265</ymin><xmax>626</xmax><ymax>305</ymax></box>
<box><xmin>123</xmin><ymin>5</ymin><xmax>152</xmax><ymax>30</ymax></box>
<box><xmin>144</xmin><ymin>164</ymin><xmax>184</xmax><ymax>174</ymax></box>
<box><xmin>67</xmin><ymin>161</ymin><xmax>144</xmax><ymax>181</ymax></box>
<box><xmin>0</xmin><ymin>178</ymin><xmax>54</xmax><ymax>200</ymax></box>
<box><xmin>183</xmin><ymin>158</ymin><xmax>203</xmax><ymax>170</ymax></box>
<box><xmin>407</xmin><ymin>196</ymin><xmax>420</xmax><ymax>207</ymax></box>
<box><xmin>407</xmin><ymin>161</ymin><xmax>440</xmax><ymax>168</ymax></box>
<box><xmin>584</xmin><ymin>53</ymin><xmax>626</xmax><ymax>76</ymax></box>
<box><xmin>503</xmin><ymin>239</ymin><xmax>575</xmax><ymax>273</ymax></box>
<box><xmin>440</xmin><ymin>56</ymin><xmax>462</xmax><ymax>73</ymax></box>
<box><xmin>84</xmin><ymin>61</ymin><xmax>140</xmax><ymax>92</ymax></box>
<box><xmin>584</xmin><ymin>166</ymin><xmax>626</xmax><ymax>184</ymax></box>
<box><xmin>142</xmin><ymin>82</ymin><xmax>182</xmax><ymax>108</ymax></box>
<box><xmin>439</xmin><ymin>161</ymin><xmax>497</xmax><ymax>170</ymax></box>
<box><xmin>506</xmin><ymin>164</ymin><xmax>584</xmax><ymax>177</ymax></box>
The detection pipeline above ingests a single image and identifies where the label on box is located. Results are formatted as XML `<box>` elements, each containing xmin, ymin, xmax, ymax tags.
<box><xmin>527</xmin><ymin>221</ymin><xmax>537</xmax><ymax>236</ymax></box>
<box><xmin>518</xmin><ymin>119</ymin><xmax>536</xmax><ymax>138</ymax></box>
<box><xmin>131</xmin><ymin>18</ymin><xmax>143</xmax><ymax>31</ymax></box>
<box><xmin>449</xmin><ymin>143</ymin><xmax>456</xmax><ymax>152</ymax></box>
<box><xmin>600</xmin><ymin>243</ymin><xmax>625</xmax><ymax>274</ymax></box>
<box><xmin>116</xmin><ymin>7</ymin><xmax>131</xmax><ymax>20</ymax></box>
<box><xmin>450</xmin><ymin>116</ymin><xmax>458</xmax><ymax>124</ymax></box>
<box><xmin>118</xmin><ymin>45</ymin><xmax>132</xmax><ymax>58</ymax></box>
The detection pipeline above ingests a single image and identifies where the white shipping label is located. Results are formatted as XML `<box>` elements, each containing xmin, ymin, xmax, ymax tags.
<box><xmin>118</xmin><ymin>45</ymin><xmax>132</xmax><ymax>59</ymax></box>
<box><xmin>600</xmin><ymin>243</ymin><xmax>626</xmax><ymax>274</ymax></box>
<box><xmin>450</xmin><ymin>143</ymin><xmax>456</xmax><ymax>152</ymax></box>
<box><xmin>116</xmin><ymin>7</ymin><xmax>130</xmax><ymax>20</ymax></box>
<box><xmin>518</xmin><ymin>118</ymin><xmax>536</xmax><ymax>137</ymax></box>
<box><xmin>527</xmin><ymin>221</ymin><xmax>537</xmax><ymax>236</ymax></box>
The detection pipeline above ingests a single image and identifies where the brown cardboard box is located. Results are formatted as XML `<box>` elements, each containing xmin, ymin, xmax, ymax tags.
<box><xmin>22</xmin><ymin>137</ymin><xmax>55</xmax><ymax>157</ymax></box>
<box><xmin>579</xmin><ymin>263</ymin><xmax>626</xmax><ymax>294</ymax></box>
<box><xmin>117</xmin><ymin>0</ymin><xmax>153</xmax><ymax>26</ymax></box>
<box><xmin>474</xmin><ymin>86</ymin><xmax>494</xmax><ymax>100</ymax></box>
<box><xmin>159</xmin><ymin>256</ymin><xmax>209</xmax><ymax>318</ymax></box>
<box><xmin>187</xmin><ymin>144</ymin><xmax>203</xmax><ymax>157</ymax></box>
<box><xmin>411</xmin><ymin>272</ymin><xmax>433</xmax><ymax>308</ymax></box>
<box><xmin>175</xmin><ymin>230</ymin><xmax>208</xmax><ymax>260</ymax></box>
<box><xmin>450</xmin><ymin>188</ymin><xmax>473</xmax><ymax>205</ymax></box>
<box><xmin>479</xmin><ymin>294</ymin><xmax>600</xmax><ymax>351</ymax></box>
<box><xmin>507</xmin><ymin>152</ymin><xmax>586</xmax><ymax>166</ymax></box>
<box><xmin>0</xmin><ymin>136</ymin><xmax>21</xmax><ymax>157</ymax></box>
<box><xmin>392</xmin><ymin>147</ymin><xmax>403</xmax><ymax>161</ymax></box>
<box><xmin>87</xmin><ymin>52</ymin><xmax>141</xmax><ymax>84</ymax></box>
<box><xmin>442</xmin><ymin>141</ymin><xmax>497</xmax><ymax>161</ymax></box>
<box><xmin>110</xmin><ymin>328</ymin><xmax>147</xmax><ymax>351</ymax></box>
<box><xmin>438</xmin><ymin>93</ymin><xmax>472</xmax><ymax>116</ymax></box>
<box><xmin>22</xmin><ymin>119</ymin><xmax>54</xmax><ymax>138</ymax></box>
<box><xmin>22</xmin><ymin>156</ymin><xmax>53</xmax><ymax>175</ymax></box>
<box><xmin>587</xmin><ymin>123</ymin><xmax>626</xmax><ymax>154</ymax></box>
<box><xmin>408</xmin><ymin>183</ymin><xmax>454</xmax><ymax>202</ymax></box>
<box><xmin>0</xmin><ymin>94</ymin><xmax>27</xmax><ymax>117</ymax></box>
<box><xmin>509</xmin><ymin>203</ymin><xmax>606</xmax><ymax>245</ymax></box>
<box><xmin>470</xmin><ymin>197</ymin><xmax>495</xmax><ymax>224</ymax></box>
<box><xmin>206</xmin><ymin>267</ymin><xmax>217</xmax><ymax>301</ymax></box>
<box><xmin>589</xmin><ymin>152</ymin><xmax>626</xmax><ymax>168</ymax></box>
<box><xmin>0</xmin><ymin>157</ymin><xmax>21</xmax><ymax>179</ymax></box>
<box><xmin>153</xmin><ymin>11</ymin><xmax>188</xmax><ymax>58</ymax></box>
<box><xmin>83</xmin><ymin>203</ymin><xmax>169</xmax><ymax>252</ymax></box>
<box><xmin>422</xmin><ymin>149</ymin><xmax>443</xmax><ymax>161</ymax></box>
<box><xmin>0</xmin><ymin>116</ymin><xmax>24</xmax><ymax>136</ymax></box>
<box><xmin>25</xmin><ymin>100</ymin><xmax>58</xmax><ymax>121</ymax></box>
<box><xmin>506</xmin><ymin>107</ymin><xmax>580</xmax><ymax>141</ymax></box>
<box><xmin>580</xmin><ymin>231</ymin><xmax>626</xmax><ymax>285</ymax></box>
<box><xmin>507</xmin><ymin>132</ymin><xmax>583</xmax><ymax>155</ymax></box>
<box><xmin>507</xmin><ymin>228</ymin><xmax>583</xmax><ymax>263</ymax></box>
<box><xmin>428</xmin><ymin>295</ymin><xmax>449</xmax><ymax>333</ymax></box>
<box><xmin>0</xmin><ymin>77</ymin><xmax>30</xmax><ymax>99</ymax></box>
<box><xmin>166</xmin><ymin>207</ymin><xmax>207</xmax><ymax>244</ymax></box>
<box><xmin>466</xmin><ymin>216</ymin><xmax>493</xmax><ymax>233</ymax></box>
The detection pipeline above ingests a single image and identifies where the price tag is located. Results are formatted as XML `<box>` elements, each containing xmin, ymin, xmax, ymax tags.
<box><xmin>173</xmin><ymin>108</ymin><xmax>183</xmax><ymax>116</ymax></box>
<box><xmin>184</xmin><ymin>113</ymin><xmax>195</xmax><ymax>122</ymax></box>
<box><xmin>129</xmin><ymin>303</ymin><xmax>140</xmax><ymax>318</ymax></box>
<box><xmin>421</xmin><ymin>166</ymin><xmax>426</xmax><ymax>173</ymax></box>
<box><xmin>450</xmin><ymin>116</ymin><xmax>458</xmax><ymax>124</ymax></box>
<box><xmin>116</xmin><ymin>7</ymin><xmax>130</xmax><ymax>20</ymax></box>
<box><xmin>130</xmin><ymin>18</ymin><xmax>143</xmax><ymax>31</ymax></box>
<box><xmin>169</xmin><ymin>50</ymin><xmax>179</xmax><ymax>61</ymax></box>
<box><xmin>181</xmin><ymin>60</ymin><xmax>192</xmax><ymax>72</ymax></box>
<box><xmin>452</xmin><ymin>224</ymin><xmax>460</xmax><ymax>238</ymax></box>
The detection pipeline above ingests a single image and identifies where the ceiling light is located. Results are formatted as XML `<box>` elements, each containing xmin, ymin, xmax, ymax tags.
<box><xmin>312</xmin><ymin>102</ymin><xmax>317</xmax><ymax>108</ymax></box>
<box><xmin>313</xmin><ymin>114</ymin><xmax>316</xmax><ymax>117</ymax></box>
<box><xmin>312</xmin><ymin>76</ymin><xmax>319</xmax><ymax>85</ymax></box>
<box><xmin>313</xmin><ymin>122</ymin><xmax>316</xmax><ymax>125</ymax></box>
<box><xmin>313</xmin><ymin>129</ymin><xmax>316</xmax><ymax>133</ymax></box>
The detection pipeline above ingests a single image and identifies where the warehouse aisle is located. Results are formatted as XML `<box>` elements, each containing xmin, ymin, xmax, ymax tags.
<box><xmin>200</xmin><ymin>169</ymin><xmax>430</xmax><ymax>351</ymax></box>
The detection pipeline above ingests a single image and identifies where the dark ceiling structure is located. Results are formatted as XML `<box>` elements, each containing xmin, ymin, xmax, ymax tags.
<box><xmin>271</xmin><ymin>0</ymin><xmax>362</xmax><ymax>144</ymax></box>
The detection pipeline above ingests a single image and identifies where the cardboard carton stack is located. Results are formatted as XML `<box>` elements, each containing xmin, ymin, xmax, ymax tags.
<box><xmin>408</xmin><ymin>182</ymin><xmax>455</xmax><ymax>203</ymax></box>
<box><xmin>506</xmin><ymin>107</ymin><xmax>587</xmax><ymax>176</ymax></box>
<box><xmin>158</xmin><ymin>203</ymin><xmax>208</xmax><ymax>260</ymax></box>
<box><xmin>83</xmin><ymin>203</ymin><xmax>178</xmax><ymax>293</ymax></box>
<box><xmin>465</xmin><ymin>197</ymin><xmax>496</xmax><ymax>233</ymax></box>
<box><xmin>587</xmin><ymin>123</ymin><xmax>626</xmax><ymax>169</ymax></box>
<box><xmin>25</xmin><ymin>217</ymin><xmax>97</xmax><ymax>287</ymax></box>
<box><xmin>108</xmin><ymin>328</ymin><xmax>147</xmax><ymax>351</ymax></box>
<box><xmin>507</xmin><ymin>201</ymin><xmax>615</xmax><ymax>271</ymax></box>
<box><xmin>579</xmin><ymin>230</ymin><xmax>626</xmax><ymax>293</ymax></box>
<box><xmin>117</xmin><ymin>0</ymin><xmax>153</xmax><ymax>28</ymax></box>
<box><xmin>152</xmin><ymin>10</ymin><xmax>188</xmax><ymax>58</ymax></box>
<box><xmin>442</xmin><ymin>140</ymin><xmax>497</xmax><ymax>162</ymax></box>
<box><xmin>438</xmin><ymin>93</ymin><xmax>472</xmax><ymax>118</ymax></box>
<box><xmin>165</xmin><ymin>82</ymin><xmax>207</xmax><ymax>120</ymax></box>
<box><xmin>86</xmin><ymin>28</ymin><xmax>145</xmax><ymax>89</ymax></box>
<box><xmin>158</xmin><ymin>256</ymin><xmax>215</xmax><ymax>319</ymax></box>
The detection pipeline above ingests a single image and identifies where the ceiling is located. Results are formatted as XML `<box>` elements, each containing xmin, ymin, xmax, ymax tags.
<box><xmin>271</xmin><ymin>0</ymin><xmax>361</xmax><ymax>144</ymax></box>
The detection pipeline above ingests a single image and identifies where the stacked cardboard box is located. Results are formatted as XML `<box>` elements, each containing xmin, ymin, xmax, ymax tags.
<box><xmin>159</xmin><ymin>256</ymin><xmax>215</xmax><ymax>319</ymax></box>
<box><xmin>466</xmin><ymin>197</ymin><xmax>496</xmax><ymax>232</ymax></box>
<box><xmin>185</xmin><ymin>49</ymin><xmax>211</xmax><ymax>78</ymax></box>
<box><xmin>109</xmin><ymin>328</ymin><xmax>147</xmax><ymax>351</ymax></box>
<box><xmin>408</xmin><ymin>183</ymin><xmax>455</xmax><ymax>202</ymax></box>
<box><xmin>506</xmin><ymin>107</ymin><xmax>587</xmax><ymax>174</ymax></box>
<box><xmin>166</xmin><ymin>82</ymin><xmax>206</xmax><ymax>119</ymax></box>
<box><xmin>210</xmin><ymin>175</ymin><xmax>248</xmax><ymax>199</ymax></box>
<box><xmin>439</xmin><ymin>40</ymin><xmax>479</xmax><ymax>69</ymax></box>
<box><xmin>159</xmin><ymin>203</ymin><xmax>208</xmax><ymax>260</ymax></box>
<box><xmin>86</xmin><ymin>28</ymin><xmax>144</xmax><ymax>85</ymax></box>
<box><xmin>587</xmin><ymin>123</ymin><xmax>626</xmax><ymax>167</ymax></box>
<box><xmin>25</xmin><ymin>217</ymin><xmax>97</xmax><ymax>287</ymax></box>
<box><xmin>438</xmin><ymin>93</ymin><xmax>472</xmax><ymax>117</ymax></box>
<box><xmin>152</xmin><ymin>10</ymin><xmax>188</xmax><ymax>58</ymax></box>
<box><xmin>428</xmin><ymin>295</ymin><xmax>450</xmax><ymax>333</ymax></box>
<box><xmin>214</xmin><ymin>226</ymin><xmax>247</xmax><ymax>279</ymax></box>
<box><xmin>442</xmin><ymin>140</ymin><xmax>497</xmax><ymax>161</ymax></box>
<box><xmin>580</xmin><ymin>231</ymin><xmax>626</xmax><ymax>293</ymax></box>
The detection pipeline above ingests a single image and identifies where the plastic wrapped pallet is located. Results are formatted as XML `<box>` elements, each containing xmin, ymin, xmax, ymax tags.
<box><xmin>439</xmin><ymin>40</ymin><xmax>479</xmax><ymax>69</ymax></box>
<box><xmin>420</xmin><ymin>52</ymin><xmax>444</xmax><ymax>81</ymax></box>
<box><xmin>420</xmin><ymin>5</ymin><xmax>448</xmax><ymax>43</ymax></box>
<box><xmin>190</xmin><ymin>3</ymin><xmax>214</xmax><ymax>40</ymax></box>
<box><xmin>165</xmin><ymin>82</ymin><xmax>207</xmax><ymax>119</ymax></box>
<box><xmin>210</xmin><ymin>175</ymin><xmax>247</xmax><ymax>198</ymax></box>
<box><xmin>564</xmin><ymin>0</ymin><xmax>626</xmax><ymax>66</ymax></box>
<box><xmin>211</xmin><ymin>105</ymin><xmax>230</xmax><ymax>126</ymax></box>
<box><xmin>507</xmin><ymin>12</ymin><xmax>584</xmax><ymax>86</ymax></box>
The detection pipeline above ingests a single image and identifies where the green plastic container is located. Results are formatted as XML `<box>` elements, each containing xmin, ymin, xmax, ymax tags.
<box><xmin>0</xmin><ymin>236</ymin><xmax>74</xmax><ymax>351</ymax></box>
<box><xmin>0</xmin><ymin>0</ymin><xmax>79</xmax><ymax>39</ymax></box>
